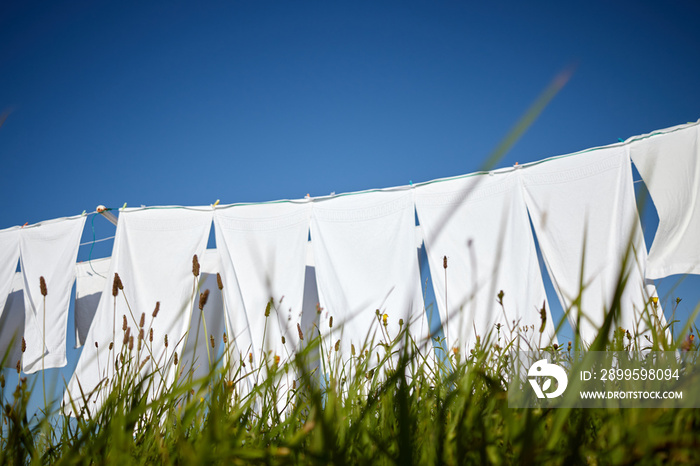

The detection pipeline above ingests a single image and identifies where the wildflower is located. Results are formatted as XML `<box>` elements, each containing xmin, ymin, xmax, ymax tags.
<box><xmin>223</xmin><ymin>332</ymin><xmax>228</xmax><ymax>344</ymax></box>
<box><xmin>553</xmin><ymin>343</ymin><xmax>559</xmax><ymax>350</ymax></box>
<box><xmin>335</xmin><ymin>340</ymin><xmax>340</xmax><ymax>352</ymax></box>
<box><xmin>681</xmin><ymin>334</ymin><xmax>695</xmax><ymax>352</ymax></box>
<box><xmin>382</xmin><ymin>314</ymin><xmax>388</xmax><ymax>327</ymax></box>
<box><xmin>249</xmin><ymin>353</ymin><xmax>253</xmax><ymax>364</ymax></box>
<box><xmin>199</xmin><ymin>289</ymin><xmax>210</xmax><ymax>311</ymax></box>
<box><xmin>567</xmin><ymin>341</ymin><xmax>572</xmax><ymax>352</ymax></box>
<box><xmin>192</xmin><ymin>254</ymin><xmax>200</xmax><ymax>277</ymax></box>
<box><xmin>139</xmin><ymin>312</ymin><xmax>145</xmax><ymax>328</ymax></box>
<box><xmin>297</xmin><ymin>323</ymin><xmax>304</xmax><ymax>341</ymax></box>
<box><xmin>152</xmin><ymin>301</ymin><xmax>160</xmax><ymax>317</ymax></box>
<box><xmin>316</xmin><ymin>303</ymin><xmax>323</xmax><ymax>314</ymax></box>
<box><xmin>164</xmin><ymin>334</ymin><xmax>168</xmax><ymax>348</ymax></box>
<box><xmin>210</xmin><ymin>335</ymin><xmax>215</xmax><ymax>348</ymax></box>
<box><xmin>216</xmin><ymin>273</ymin><xmax>224</xmax><ymax>290</ymax></box>
<box><xmin>329</xmin><ymin>316</ymin><xmax>333</xmax><ymax>328</ymax></box>
<box><xmin>21</xmin><ymin>338</ymin><xmax>26</xmax><ymax>353</ymax></box>
<box><xmin>452</xmin><ymin>347</ymin><xmax>459</xmax><ymax>355</ymax></box>
<box><xmin>39</xmin><ymin>276</ymin><xmax>47</xmax><ymax>296</ymax></box>
<box><xmin>122</xmin><ymin>315</ymin><xmax>127</xmax><ymax>331</ymax></box>
<box><xmin>274</xmin><ymin>355</ymin><xmax>280</xmax><ymax>365</ymax></box>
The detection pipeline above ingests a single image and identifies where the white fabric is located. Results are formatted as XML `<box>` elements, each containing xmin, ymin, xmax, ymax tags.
<box><xmin>415</xmin><ymin>171</ymin><xmax>556</xmax><ymax>351</ymax></box>
<box><xmin>628</xmin><ymin>120</ymin><xmax>700</xmax><ymax>279</ymax></box>
<box><xmin>63</xmin><ymin>208</ymin><xmax>213</xmax><ymax>415</ymax></box>
<box><xmin>310</xmin><ymin>190</ymin><xmax>430</xmax><ymax>364</ymax></box>
<box><xmin>214</xmin><ymin>203</ymin><xmax>311</xmax><ymax>393</ymax></box>
<box><xmin>0</xmin><ymin>273</ymin><xmax>25</xmax><ymax>368</ymax></box>
<box><xmin>0</xmin><ymin>227</ymin><xmax>20</xmax><ymax>321</ymax></box>
<box><xmin>75</xmin><ymin>258</ymin><xmax>111</xmax><ymax>348</ymax></box>
<box><xmin>20</xmin><ymin>216</ymin><xmax>86</xmax><ymax>373</ymax></box>
<box><xmin>521</xmin><ymin>146</ymin><xmax>660</xmax><ymax>344</ymax></box>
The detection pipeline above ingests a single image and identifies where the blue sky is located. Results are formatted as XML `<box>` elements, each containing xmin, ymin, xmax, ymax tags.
<box><xmin>1</xmin><ymin>1</ymin><xmax>700</xmax><ymax>411</ymax></box>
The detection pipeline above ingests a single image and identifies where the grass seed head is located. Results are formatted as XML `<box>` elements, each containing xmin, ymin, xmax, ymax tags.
<box><xmin>216</xmin><ymin>273</ymin><xmax>223</xmax><ymax>290</ymax></box>
<box><xmin>199</xmin><ymin>289</ymin><xmax>210</xmax><ymax>311</ymax></box>
<box><xmin>149</xmin><ymin>328</ymin><xmax>153</xmax><ymax>342</ymax></box>
<box><xmin>122</xmin><ymin>315</ymin><xmax>127</xmax><ymax>331</ymax></box>
<box><xmin>139</xmin><ymin>312</ymin><xmax>145</xmax><ymax>328</ymax></box>
<box><xmin>152</xmin><ymin>301</ymin><xmax>160</xmax><ymax>318</ymax></box>
<box><xmin>297</xmin><ymin>323</ymin><xmax>304</xmax><ymax>341</ymax></box>
<box><xmin>39</xmin><ymin>276</ymin><xmax>47</xmax><ymax>296</ymax></box>
<box><xmin>223</xmin><ymin>332</ymin><xmax>228</xmax><ymax>344</ymax></box>
<box><xmin>21</xmin><ymin>338</ymin><xmax>26</xmax><ymax>353</ymax></box>
<box><xmin>192</xmin><ymin>254</ymin><xmax>200</xmax><ymax>277</ymax></box>
<box><xmin>210</xmin><ymin>335</ymin><xmax>215</xmax><ymax>348</ymax></box>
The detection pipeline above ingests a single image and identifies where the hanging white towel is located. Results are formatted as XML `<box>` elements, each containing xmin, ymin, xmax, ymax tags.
<box><xmin>214</xmin><ymin>202</ymin><xmax>311</xmax><ymax>395</ymax></box>
<box><xmin>0</xmin><ymin>227</ymin><xmax>20</xmax><ymax>325</ymax></box>
<box><xmin>415</xmin><ymin>170</ymin><xmax>556</xmax><ymax>352</ymax></box>
<box><xmin>521</xmin><ymin>146</ymin><xmax>660</xmax><ymax>344</ymax></box>
<box><xmin>74</xmin><ymin>258</ymin><xmax>111</xmax><ymax>348</ymax></box>
<box><xmin>310</xmin><ymin>190</ymin><xmax>430</xmax><ymax>366</ymax></box>
<box><xmin>20</xmin><ymin>216</ymin><xmax>86</xmax><ymax>374</ymax></box>
<box><xmin>0</xmin><ymin>273</ymin><xmax>25</xmax><ymax>368</ymax></box>
<box><xmin>63</xmin><ymin>208</ymin><xmax>212</xmax><ymax>416</ymax></box>
<box><xmin>628</xmin><ymin>120</ymin><xmax>700</xmax><ymax>279</ymax></box>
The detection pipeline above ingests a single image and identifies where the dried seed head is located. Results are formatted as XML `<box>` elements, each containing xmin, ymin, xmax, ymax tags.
<box><xmin>94</xmin><ymin>342</ymin><xmax>98</xmax><ymax>349</ymax></box>
<box><xmin>21</xmin><ymin>338</ymin><xmax>26</xmax><ymax>353</ymax></box>
<box><xmin>351</xmin><ymin>344</ymin><xmax>356</xmax><ymax>356</ymax></box>
<box><xmin>128</xmin><ymin>336</ymin><xmax>134</xmax><ymax>351</ymax></box>
<box><xmin>115</xmin><ymin>273</ymin><xmax>123</xmax><ymax>291</ymax></box>
<box><xmin>164</xmin><ymin>334</ymin><xmax>169</xmax><ymax>348</ymax></box>
<box><xmin>112</xmin><ymin>275</ymin><xmax>119</xmax><ymax>297</ymax></box>
<box><xmin>281</xmin><ymin>336</ymin><xmax>286</xmax><ymax>345</ymax></box>
<box><xmin>297</xmin><ymin>323</ymin><xmax>304</xmax><ymax>341</ymax></box>
<box><xmin>265</xmin><ymin>299</ymin><xmax>272</xmax><ymax>317</ymax></box>
<box><xmin>222</xmin><ymin>332</ymin><xmax>228</xmax><ymax>344</ymax></box>
<box><xmin>443</xmin><ymin>256</ymin><xmax>447</xmax><ymax>269</ymax></box>
<box><xmin>40</xmin><ymin>276</ymin><xmax>47</xmax><ymax>296</ymax></box>
<box><xmin>109</xmin><ymin>342</ymin><xmax>114</xmax><ymax>350</ymax></box>
<box><xmin>123</xmin><ymin>327</ymin><xmax>131</xmax><ymax>345</ymax></box>
<box><xmin>292</xmin><ymin>380</ymin><xmax>296</xmax><ymax>390</ymax></box>
<box><xmin>329</xmin><ymin>316</ymin><xmax>333</xmax><ymax>328</ymax></box>
<box><xmin>192</xmin><ymin>255</ymin><xmax>200</xmax><ymax>277</ymax></box>
<box><xmin>334</xmin><ymin>340</ymin><xmax>340</xmax><ymax>352</ymax></box>
<box><xmin>149</xmin><ymin>328</ymin><xmax>153</xmax><ymax>342</ymax></box>
<box><xmin>199</xmin><ymin>289</ymin><xmax>210</xmax><ymax>311</ymax></box>
<box><xmin>216</xmin><ymin>273</ymin><xmax>223</xmax><ymax>290</ymax></box>
<box><xmin>210</xmin><ymin>335</ymin><xmax>215</xmax><ymax>348</ymax></box>
<box><xmin>16</xmin><ymin>360</ymin><xmax>20</xmax><ymax>374</ymax></box>
<box><xmin>174</xmin><ymin>352</ymin><xmax>178</xmax><ymax>366</ymax></box>
<box><xmin>248</xmin><ymin>352</ymin><xmax>253</xmax><ymax>364</ymax></box>
<box><xmin>138</xmin><ymin>328</ymin><xmax>144</xmax><ymax>341</ymax></box>
<box><xmin>0</xmin><ymin>374</ymin><xmax>4</xmax><ymax>388</ymax></box>
<box><xmin>122</xmin><ymin>315</ymin><xmax>127</xmax><ymax>331</ymax></box>
<box><xmin>139</xmin><ymin>313</ymin><xmax>145</xmax><ymax>328</ymax></box>
<box><xmin>152</xmin><ymin>302</ymin><xmax>160</xmax><ymax>318</ymax></box>
<box><xmin>139</xmin><ymin>355</ymin><xmax>150</xmax><ymax>371</ymax></box>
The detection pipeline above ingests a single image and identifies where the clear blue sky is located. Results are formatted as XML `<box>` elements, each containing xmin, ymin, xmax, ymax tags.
<box><xmin>1</xmin><ymin>1</ymin><xmax>699</xmax><ymax>412</ymax></box>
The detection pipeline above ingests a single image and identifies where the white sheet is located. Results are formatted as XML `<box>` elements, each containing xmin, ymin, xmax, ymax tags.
<box><xmin>75</xmin><ymin>258</ymin><xmax>111</xmax><ymax>348</ymax></box>
<box><xmin>521</xmin><ymin>146</ymin><xmax>660</xmax><ymax>344</ymax></box>
<box><xmin>63</xmin><ymin>208</ymin><xmax>213</xmax><ymax>415</ymax></box>
<box><xmin>20</xmin><ymin>216</ymin><xmax>86</xmax><ymax>373</ymax></box>
<box><xmin>310</xmin><ymin>190</ymin><xmax>430</xmax><ymax>367</ymax></box>
<box><xmin>0</xmin><ymin>273</ymin><xmax>25</xmax><ymax>368</ymax></box>
<box><xmin>628</xmin><ymin>120</ymin><xmax>700</xmax><ymax>279</ymax></box>
<box><xmin>214</xmin><ymin>202</ymin><xmax>311</xmax><ymax>395</ymax></box>
<box><xmin>0</xmin><ymin>227</ymin><xmax>20</xmax><ymax>321</ymax></box>
<box><xmin>415</xmin><ymin>170</ymin><xmax>556</xmax><ymax>351</ymax></box>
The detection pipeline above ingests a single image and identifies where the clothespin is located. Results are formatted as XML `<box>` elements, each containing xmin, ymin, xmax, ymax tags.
<box><xmin>409</xmin><ymin>180</ymin><xmax>413</xmax><ymax>186</ymax></box>
<box><xmin>305</xmin><ymin>193</ymin><xmax>310</xmax><ymax>199</ymax></box>
<box><xmin>213</xmin><ymin>199</ymin><xmax>220</xmax><ymax>208</ymax></box>
<box><xmin>618</xmin><ymin>138</ymin><xmax>624</xmax><ymax>143</ymax></box>
<box><xmin>22</xmin><ymin>222</ymin><xmax>28</xmax><ymax>228</ymax></box>
<box><xmin>81</xmin><ymin>210</ymin><xmax>86</xmax><ymax>216</ymax></box>
<box><xmin>121</xmin><ymin>203</ymin><xmax>127</xmax><ymax>211</ymax></box>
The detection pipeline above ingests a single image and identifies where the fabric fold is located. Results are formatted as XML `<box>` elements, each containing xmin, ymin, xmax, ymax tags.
<box><xmin>63</xmin><ymin>208</ymin><xmax>213</xmax><ymax>415</ymax></box>
<box><xmin>415</xmin><ymin>171</ymin><xmax>556</xmax><ymax>351</ymax></box>
<box><xmin>0</xmin><ymin>273</ymin><xmax>25</xmax><ymax>368</ymax></box>
<box><xmin>75</xmin><ymin>258</ymin><xmax>111</xmax><ymax>348</ymax></box>
<box><xmin>520</xmin><ymin>146</ymin><xmax>661</xmax><ymax>344</ymax></box>
<box><xmin>310</xmin><ymin>190</ymin><xmax>430</xmax><ymax>366</ymax></box>
<box><xmin>0</xmin><ymin>227</ymin><xmax>20</xmax><ymax>322</ymax></box>
<box><xmin>627</xmin><ymin>120</ymin><xmax>700</xmax><ymax>279</ymax></box>
<box><xmin>20</xmin><ymin>216</ymin><xmax>86</xmax><ymax>373</ymax></box>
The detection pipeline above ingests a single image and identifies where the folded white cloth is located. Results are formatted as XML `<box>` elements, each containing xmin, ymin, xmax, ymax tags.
<box><xmin>0</xmin><ymin>273</ymin><xmax>25</xmax><ymax>368</ymax></box>
<box><xmin>20</xmin><ymin>216</ymin><xmax>86</xmax><ymax>373</ymax></box>
<box><xmin>214</xmin><ymin>202</ymin><xmax>311</xmax><ymax>395</ymax></box>
<box><xmin>628</xmin><ymin>120</ymin><xmax>700</xmax><ymax>279</ymax></box>
<box><xmin>311</xmin><ymin>190</ymin><xmax>430</xmax><ymax>365</ymax></box>
<box><xmin>0</xmin><ymin>227</ymin><xmax>20</xmax><ymax>320</ymax></box>
<box><xmin>75</xmin><ymin>258</ymin><xmax>111</xmax><ymax>348</ymax></box>
<box><xmin>521</xmin><ymin>146</ymin><xmax>659</xmax><ymax>344</ymax></box>
<box><xmin>63</xmin><ymin>208</ymin><xmax>213</xmax><ymax>415</ymax></box>
<box><xmin>415</xmin><ymin>170</ymin><xmax>556</xmax><ymax>351</ymax></box>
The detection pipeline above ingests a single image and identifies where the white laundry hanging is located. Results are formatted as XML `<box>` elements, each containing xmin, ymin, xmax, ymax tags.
<box><xmin>214</xmin><ymin>202</ymin><xmax>311</xmax><ymax>398</ymax></box>
<box><xmin>627</xmin><ymin>120</ymin><xmax>700</xmax><ymax>279</ymax></box>
<box><xmin>520</xmin><ymin>145</ymin><xmax>662</xmax><ymax>345</ymax></box>
<box><xmin>310</xmin><ymin>190</ymin><xmax>431</xmax><ymax>367</ymax></box>
<box><xmin>0</xmin><ymin>273</ymin><xmax>25</xmax><ymax>368</ymax></box>
<box><xmin>20</xmin><ymin>215</ymin><xmax>86</xmax><ymax>374</ymax></box>
<box><xmin>415</xmin><ymin>170</ymin><xmax>556</xmax><ymax>352</ymax></box>
<box><xmin>0</xmin><ymin>227</ymin><xmax>20</xmax><ymax>322</ymax></box>
<box><xmin>75</xmin><ymin>257</ymin><xmax>111</xmax><ymax>348</ymax></box>
<box><xmin>63</xmin><ymin>208</ymin><xmax>213</xmax><ymax>416</ymax></box>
